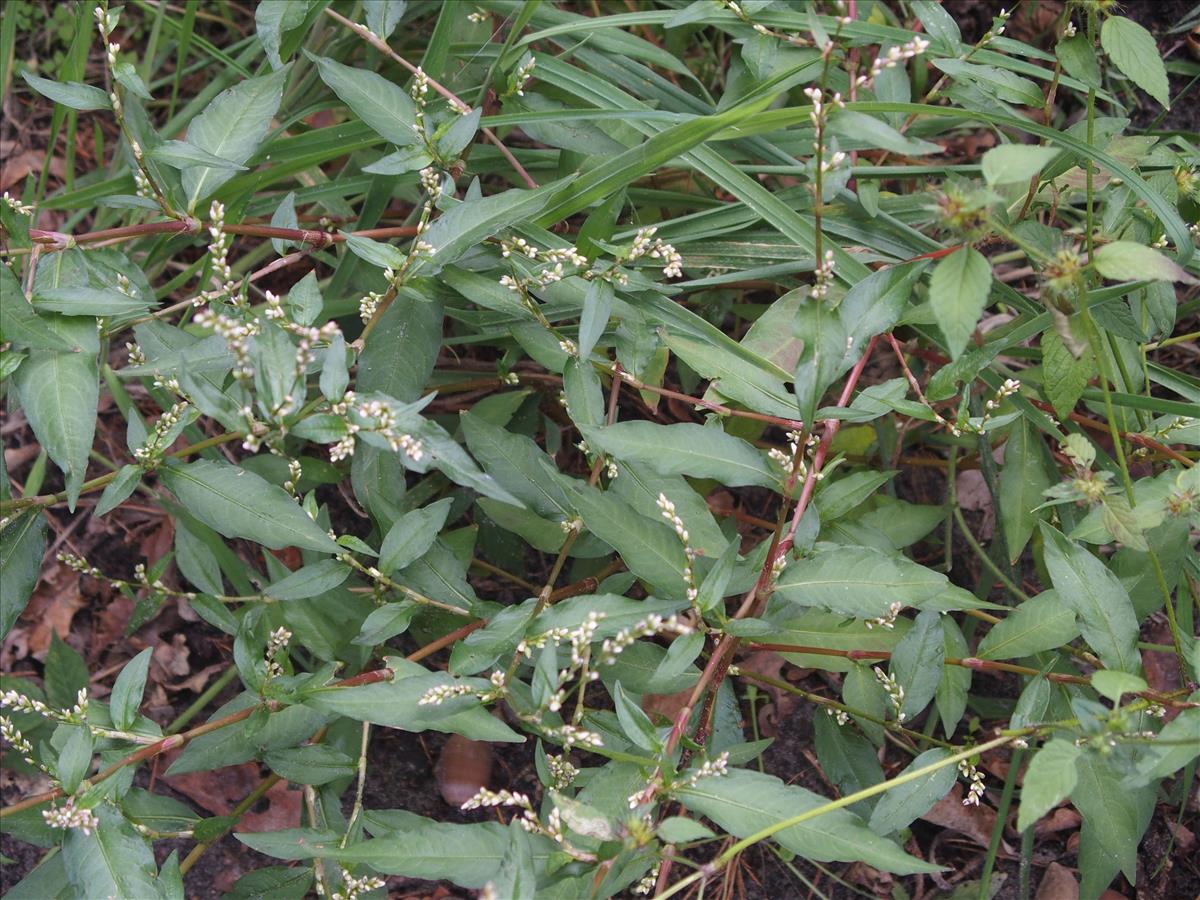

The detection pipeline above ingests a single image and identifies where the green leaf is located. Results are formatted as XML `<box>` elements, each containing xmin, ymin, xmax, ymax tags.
<box><xmin>148</xmin><ymin>140</ymin><xmax>250</xmax><ymax>172</ymax></box>
<box><xmin>32</xmin><ymin>286</ymin><xmax>151</xmax><ymax>317</ymax></box>
<box><xmin>95</xmin><ymin>465</ymin><xmax>142</xmax><ymax>517</ymax></box>
<box><xmin>657</xmin><ymin>816</ymin><xmax>715</xmax><ymax>843</ymax></box>
<box><xmin>581</xmin><ymin>421</ymin><xmax>778</xmax><ymax>490</ymax></box>
<box><xmin>1100</xmin><ymin>16</ymin><xmax>1171</xmax><ymax>108</ymax></box>
<box><xmin>1093</xmin><ymin>241</ymin><xmax>1196</xmax><ymax>284</ymax></box>
<box><xmin>813</xmin><ymin>711</ymin><xmax>883</xmax><ymax>816</ymax></box>
<box><xmin>771</xmin><ymin>547</ymin><xmax>948</xmax><ymax>620</ymax></box>
<box><xmin>1128</xmin><ymin>703</ymin><xmax>1200</xmax><ymax>785</ymax></box>
<box><xmin>109</xmin><ymin>647</ymin><xmax>153</xmax><ymax>731</ymax></box>
<box><xmin>578</xmin><ymin>279</ymin><xmax>612</xmax><ymax>360</ymax></box>
<box><xmin>303</xmin><ymin>658</ymin><xmax>523</xmax><ymax>742</ymax></box>
<box><xmin>1071</xmin><ymin>753</ymin><xmax>1154</xmax><ymax>895</ymax></box>
<box><xmin>63</xmin><ymin>806</ymin><xmax>161</xmax><ymax>900</ymax></box>
<box><xmin>225</xmin><ymin>866</ymin><xmax>313</xmax><ymax>900</ymax></box>
<box><xmin>889</xmin><ymin>610</ymin><xmax>944</xmax><ymax>720</ymax></box>
<box><xmin>352</xmin><ymin>602</ymin><xmax>416</xmax><ymax>646</ymax></box>
<box><xmin>1016</xmin><ymin>739</ymin><xmax>1080</xmax><ymax>832</ymax></box>
<box><xmin>489</xmin><ymin>821</ymin><xmax>537</xmax><ymax>900</ymax></box>
<box><xmin>159</xmin><ymin>459</ymin><xmax>341</xmax><ymax>554</ymax></box>
<box><xmin>1090</xmin><ymin>670</ymin><xmax>1147</xmax><ymax>704</ymax></box>
<box><xmin>976</xmin><ymin>591</ymin><xmax>1078</xmax><ymax>660</ymax></box>
<box><xmin>380</xmin><ymin>497</ymin><xmax>454</xmax><ymax>575</ymax></box>
<box><xmin>1041</xmin><ymin>329</ymin><xmax>1092</xmax><ymax>420</ymax></box>
<box><xmin>933</xmin><ymin>59</ymin><xmax>1044</xmax><ymax>107</ymax></box>
<box><xmin>910</xmin><ymin>0</ymin><xmax>960</xmax><ymax>49</ymax></box>
<box><xmin>181</xmin><ymin>65</ymin><xmax>289</xmax><ymax>211</ymax></box>
<box><xmin>868</xmin><ymin>749</ymin><xmax>957</xmax><ymax>835</ymax></box>
<box><xmin>830</xmin><ymin>110</ymin><xmax>940</xmax><ymax>155</ymax></box>
<box><xmin>357</xmin><ymin>293</ymin><xmax>443</xmax><ymax>402</ymax></box>
<box><xmin>1056</xmin><ymin>34</ymin><xmax>1100</xmax><ymax>90</ymax></box>
<box><xmin>263</xmin><ymin>744</ymin><xmax>357</xmax><ymax>785</ymax></box>
<box><xmin>263</xmin><ymin>559</ymin><xmax>350</xmax><ymax>600</ymax></box>
<box><xmin>674</xmin><ymin>768</ymin><xmax>941</xmax><ymax>874</ymax></box>
<box><xmin>999</xmin><ymin>417</ymin><xmax>1051</xmax><ymax>563</ymax></box>
<box><xmin>567</xmin><ymin>483</ymin><xmax>687</xmax><ymax>598</ymax></box>
<box><xmin>929</xmin><ymin>246</ymin><xmax>991</xmax><ymax>360</ymax></box>
<box><xmin>612</xmin><ymin>682</ymin><xmax>659</xmax><ymax>751</ymax></box>
<box><xmin>14</xmin><ymin>317</ymin><xmax>99</xmax><ymax>509</ymax></box>
<box><xmin>364</xmin><ymin>0</ymin><xmax>407</xmax><ymax>41</ymax></box>
<box><xmin>21</xmin><ymin>71</ymin><xmax>110</xmax><ymax>110</ymax></box>
<box><xmin>981</xmin><ymin>144</ymin><xmax>1061</xmax><ymax>186</ymax></box>
<box><xmin>1039</xmin><ymin>524</ymin><xmax>1139</xmax><ymax>673</ymax></box>
<box><xmin>461</xmin><ymin>411</ymin><xmax>571</xmax><ymax>518</ymax></box>
<box><xmin>0</xmin><ymin>510</ymin><xmax>46</xmax><ymax>639</ymax></box>
<box><xmin>255</xmin><ymin>0</ymin><xmax>310</xmax><ymax>69</ymax></box>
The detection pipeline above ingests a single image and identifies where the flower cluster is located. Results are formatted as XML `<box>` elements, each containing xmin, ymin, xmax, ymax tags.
<box><xmin>131</xmin><ymin>401</ymin><xmax>189</xmax><ymax>468</ymax></box>
<box><xmin>809</xmin><ymin>248</ymin><xmax>836</xmax><ymax>299</ymax></box>
<box><xmin>866</xmin><ymin>600</ymin><xmax>904</xmax><ymax>630</ymax></box>
<box><xmin>679</xmin><ymin>751</ymin><xmax>730</xmax><ymax>788</ymax></box>
<box><xmin>599</xmin><ymin>613</ymin><xmax>691</xmax><ymax>667</ymax></box>
<box><xmin>43</xmin><ymin>798</ymin><xmax>100</xmax><ymax>836</ymax></box>
<box><xmin>265</xmin><ymin>626</ymin><xmax>292</xmax><ymax>679</ymax></box>
<box><xmin>874</xmin><ymin>666</ymin><xmax>906</xmax><ymax>722</ymax></box>
<box><xmin>546</xmin><ymin>754</ymin><xmax>579</xmax><ymax>789</ymax></box>
<box><xmin>855</xmin><ymin>36</ymin><xmax>929</xmax><ymax>89</ymax></box>
<box><xmin>550</xmin><ymin>723</ymin><xmax>604</xmax><ymax>749</ymax></box>
<box><xmin>632</xmin><ymin>863</ymin><xmax>662</xmax><ymax>895</ymax></box>
<box><xmin>331</xmin><ymin>870</ymin><xmax>386</xmax><ymax>900</ymax></box>
<box><xmin>417</xmin><ymin>682</ymin><xmax>475</xmax><ymax>706</ymax></box>
<box><xmin>825</xmin><ymin>706</ymin><xmax>852</xmax><ymax>726</ymax></box>
<box><xmin>194</xmin><ymin>306</ymin><xmax>257</xmax><ymax>381</ymax></box>
<box><xmin>198</xmin><ymin>201</ymin><xmax>237</xmax><ymax>305</ymax></box>
<box><xmin>1</xmin><ymin>716</ymin><xmax>49</xmax><ymax>773</ymax></box>
<box><xmin>657</xmin><ymin>493</ymin><xmax>699</xmax><ymax>605</ymax></box>
<box><xmin>958</xmin><ymin>759</ymin><xmax>986</xmax><ymax>806</ymax></box>
<box><xmin>512</xmin><ymin>54</ymin><xmax>536</xmax><ymax>97</ymax></box>
<box><xmin>2</xmin><ymin>191</ymin><xmax>34</xmax><ymax>215</ymax></box>
<box><xmin>768</xmin><ymin>430</ymin><xmax>819</xmax><ymax>480</ymax></box>
<box><xmin>328</xmin><ymin>391</ymin><xmax>424</xmax><ymax>463</ymax></box>
<box><xmin>628</xmin><ymin>226</ymin><xmax>683</xmax><ymax>278</ymax></box>
<box><xmin>411</xmin><ymin>66</ymin><xmax>430</xmax><ymax>131</ymax></box>
<box><xmin>2</xmin><ymin>686</ymin><xmax>88</xmax><ymax>725</ymax></box>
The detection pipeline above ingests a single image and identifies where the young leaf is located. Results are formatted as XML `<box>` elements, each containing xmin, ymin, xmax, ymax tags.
<box><xmin>929</xmin><ymin>246</ymin><xmax>991</xmax><ymax>360</ymax></box>
<box><xmin>1041</xmin><ymin>329</ymin><xmax>1092</xmax><ymax>419</ymax></box>
<box><xmin>159</xmin><ymin>459</ymin><xmax>342</xmax><ymax>554</ymax></box>
<box><xmin>1100</xmin><ymin>16</ymin><xmax>1171</xmax><ymax>108</ymax></box>
<box><xmin>578</xmin><ymin>279</ymin><xmax>613</xmax><ymax>360</ymax></box>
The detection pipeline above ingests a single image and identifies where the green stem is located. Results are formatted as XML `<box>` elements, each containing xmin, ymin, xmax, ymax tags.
<box><xmin>166</xmin><ymin>665</ymin><xmax>238</xmax><ymax>734</ymax></box>
<box><xmin>978</xmin><ymin>745</ymin><xmax>1023</xmax><ymax>898</ymax></box>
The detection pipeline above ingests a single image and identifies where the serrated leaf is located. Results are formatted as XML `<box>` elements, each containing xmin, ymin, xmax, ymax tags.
<box><xmin>929</xmin><ymin>246</ymin><xmax>991</xmax><ymax>360</ymax></box>
<box><xmin>581</xmin><ymin>421</ymin><xmax>778</xmax><ymax>489</ymax></box>
<box><xmin>0</xmin><ymin>510</ymin><xmax>45</xmax><ymax>639</ymax></box>
<box><xmin>1100</xmin><ymin>16</ymin><xmax>1171</xmax><ymax>108</ymax></box>
<box><xmin>999</xmin><ymin>417</ymin><xmax>1051</xmax><ymax>562</ymax></box>
<box><xmin>1041</xmin><ymin>329</ymin><xmax>1091</xmax><ymax>419</ymax></box>
<box><xmin>1039</xmin><ymin>524</ymin><xmax>1139</xmax><ymax>673</ymax></box>
<box><xmin>976</xmin><ymin>591</ymin><xmax>1078</xmax><ymax>660</ymax></box>
<box><xmin>1016</xmin><ymin>739</ymin><xmax>1080</xmax><ymax>832</ymax></box>
<box><xmin>159</xmin><ymin>459</ymin><xmax>341</xmax><ymax>554</ymax></box>
<box><xmin>21</xmin><ymin>72</ymin><xmax>110</xmax><ymax>110</ymax></box>
<box><xmin>981</xmin><ymin>144</ymin><xmax>1061</xmax><ymax>186</ymax></box>
<box><xmin>1056</xmin><ymin>35</ymin><xmax>1100</xmax><ymax>89</ymax></box>
<box><xmin>182</xmin><ymin>66</ymin><xmax>289</xmax><ymax>211</ymax></box>
<box><xmin>675</xmin><ymin>768</ymin><xmax>941</xmax><ymax>874</ymax></box>
<box><xmin>1093</xmin><ymin>241</ymin><xmax>1196</xmax><ymax>284</ymax></box>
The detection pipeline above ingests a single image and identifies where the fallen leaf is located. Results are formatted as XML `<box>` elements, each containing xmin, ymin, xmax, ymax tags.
<box><xmin>163</xmin><ymin>756</ymin><xmax>301</xmax><ymax>832</ymax></box>
<box><xmin>1035</xmin><ymin>806</ymin><xmax>1081</xmax><ymax>836</ymax></box>
<box><xmin>1036</xmin><ymin>862</ymin><xmax>1079</xmax><ymax>900</ymax></box>
<box><xmin>152</xmin><ymin>633</ymin><xmax>192</xmax><ymax>679</ymax></box>
<box><xmin>22</xmin><ymin>566</ymin><xmax>85</xmax><ymax>660</ymax></box>
<box><xmin>920</xmin><ymin>782</ymin><xmax>999</xmax><ymax>847</ymax></box>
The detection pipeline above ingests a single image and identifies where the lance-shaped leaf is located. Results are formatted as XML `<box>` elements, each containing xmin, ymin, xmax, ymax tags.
<box><xmin>1</xmin><ymin>510</ymin><xmax>46</xmax><ymax>639</ymax></box>
<box><xmin>182</xmin><ymin>65</ymin><xmax>289</xmax><ymax>211</ymax></box>
<box><xmin>159</xmin><ymin>459</ymin><xmax>341</xmax><ymax>554</ymax></box>
<box><xmin>976</xmin><ymin>591</ymin><xmax>1079</xmax><ymax>660</ymax></box>
<box><xmin>771</xmin><ymin>547</ymin><xmax>949</xmax><ymax>619</ymax></box>
<box><xmin>580</xmin><ymin>421</ymin><xmax>779</xmax><ymax>489</ymax></box>
<box><xmin>309</xmin><ymin>53</ymin><xmax>418</xmax><ymax>147</ymax></box>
